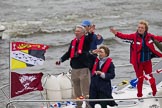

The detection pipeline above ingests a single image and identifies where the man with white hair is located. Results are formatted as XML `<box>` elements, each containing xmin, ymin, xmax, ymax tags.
<box><xmin>56</xmin><ymin>25</ymin><xmax>94</xmax><ymax>108</ymax></box>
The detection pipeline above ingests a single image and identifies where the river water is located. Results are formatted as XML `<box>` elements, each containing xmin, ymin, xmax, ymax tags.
<box><xmin>0</xmin><ymin>0</ymin><xmax>162</xmax><ymax>108</ymax></box>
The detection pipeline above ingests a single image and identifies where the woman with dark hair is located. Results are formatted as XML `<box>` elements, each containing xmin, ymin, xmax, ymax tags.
<box><xmin>89</xmin><ymin>45</ymin><xmax>118</xmax><ymax>108</ymax></box>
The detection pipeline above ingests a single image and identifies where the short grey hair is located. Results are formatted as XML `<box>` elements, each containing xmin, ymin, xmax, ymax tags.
<box><xmin>75</xmin><ymin>25</ymin><xmax>86</xmax><ymax>34</ymax></box>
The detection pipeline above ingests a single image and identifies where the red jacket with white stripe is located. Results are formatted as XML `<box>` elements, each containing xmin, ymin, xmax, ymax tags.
<box><xmin>116</xmin><ymin>32</ymin><xmax>162</xmax><ymax>70</ymax></box>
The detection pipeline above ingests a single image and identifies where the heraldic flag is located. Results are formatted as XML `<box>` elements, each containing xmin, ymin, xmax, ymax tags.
<box><xmin>11</xmin><ymin>42</ymin><xmax>49</xmax><ymax>70</ymax></box>
<box><xmin>11</xmin><ymin>72</ymin><xmax>43</xmax><ymax>98</ymax></box>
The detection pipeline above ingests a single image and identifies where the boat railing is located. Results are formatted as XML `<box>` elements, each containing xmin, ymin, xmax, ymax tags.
<box><xmin>2</xmin><ymin>60</ymin><xmax>162</xmax><ymax>108</ymax></box>
<box><xmin>6</xmin><ymin>96</ymin><xmax>162</xmax><ymax>108</ymax></box>
<box><xmin>115</xmin><ymin>60</ymin><xmax>159</xmax><ymax>67</ymax></box>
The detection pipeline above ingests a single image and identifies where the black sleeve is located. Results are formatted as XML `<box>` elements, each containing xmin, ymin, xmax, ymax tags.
<box><xmin>60</xmin><ymin>41</ymin><xmax>72</xmax><ymax>62</ymax></box>
<box><xmin>88</xmin><ymin>53</ymin><xmax>97</xmax><ymax>71</ymax></box>
<box><xmin>86</xmin><ymin>32</ymin><xmax>93</xmax><ymax>42</ymax></box>
<box><xmin>83</xmin><ymin>32</ymin><xmax>94</xmax><ymax>52</ymax></box>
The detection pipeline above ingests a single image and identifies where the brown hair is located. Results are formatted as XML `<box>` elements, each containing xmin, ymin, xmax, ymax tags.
<box><xmin>139</xmin><ymin>20</ymin><xmax>149</xmax><ymax>31</ymax></box>
<box><xmin>99</xmin><ymin>45</ymin><xmax>110</xmax><ymax>57</ymax></box>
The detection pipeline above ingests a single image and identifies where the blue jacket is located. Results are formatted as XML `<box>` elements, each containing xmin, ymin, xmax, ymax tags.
<box><xmin>90</xmin><ymin>34</ymin><xmax>103</xmax><ymax>50</ymax></box>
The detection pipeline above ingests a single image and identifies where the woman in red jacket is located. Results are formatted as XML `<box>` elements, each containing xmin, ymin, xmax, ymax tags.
<box><xmin>109</xmin><ymin>20</ymin><xmax>162</xmax><ymax>101</ymax></box>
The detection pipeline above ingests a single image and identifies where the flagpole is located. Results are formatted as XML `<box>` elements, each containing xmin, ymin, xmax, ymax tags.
<box><xmin>9</xmin><ymin>40</ymin><xmax>12</xmax><ymax>101</ymax></box>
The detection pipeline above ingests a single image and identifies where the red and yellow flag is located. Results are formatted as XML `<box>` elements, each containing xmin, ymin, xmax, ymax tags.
<box><xmin>11</xmin><ymin>42</ymin><xmax>49</xmax><ymax>70</ymax></box>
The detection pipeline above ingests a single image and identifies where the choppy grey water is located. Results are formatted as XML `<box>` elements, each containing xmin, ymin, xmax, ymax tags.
<box><xmin>0</xmin><ymin>0</ymin><xmax>162</xmax><ymax>107</ymax></box>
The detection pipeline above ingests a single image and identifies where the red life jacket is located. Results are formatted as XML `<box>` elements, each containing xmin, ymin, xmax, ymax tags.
<box><xmin>92</xmin><ymin>57</ymin><xmax>112</xmax><ymax>75</ymax></box>
<box><xmin>70</xmin><ymin>36</ymin><xmax>85</xmax><ymax>59</ymax></box>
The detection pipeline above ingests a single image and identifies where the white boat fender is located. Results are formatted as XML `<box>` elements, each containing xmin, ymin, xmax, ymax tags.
<box><xmin>94</xmin><ymin>104</ymin><xmax>101</xmax><ymax>108</ymax></box>
<box><xmin>43</xmin><ymin>75</ymin><xmax>62</xmax><ymax>102</ymax></box>
<box><xmin>57</xmin><ymin>73</ymin><xmax>72</xmax><ymax>99</ymax></box>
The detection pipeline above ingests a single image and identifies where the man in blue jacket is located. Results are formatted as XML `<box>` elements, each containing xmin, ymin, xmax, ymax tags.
<box><xmin>81</xmin><ymin>20</ymin><xmax>103</xmax><ymax>50</ymax></box>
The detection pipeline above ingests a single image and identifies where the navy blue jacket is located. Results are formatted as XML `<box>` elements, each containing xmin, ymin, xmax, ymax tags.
<box><xmin>90</xmin><ymin>34</ymin><xmax>103</xmax><ymax>50</ymax></box>
<box><xmin>89</xmin><ymin>57</ymin><xmax>117</xmax><ymax>108</ymax></box>
<box><xmin>89</xmin><ymin>62</ymin><xmax>115</xmax><ymax>97</ymax></box>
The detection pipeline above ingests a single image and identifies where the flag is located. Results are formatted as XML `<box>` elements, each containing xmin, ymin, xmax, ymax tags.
<box><xmin>11</xmin><ymin>72</ymin><xmax>43</xmax><ymax>98</ymax></box>
<box><xmin>11</xmin><ymin>42</ymin><xmax>49</xmax><ymax>70</ymax></box>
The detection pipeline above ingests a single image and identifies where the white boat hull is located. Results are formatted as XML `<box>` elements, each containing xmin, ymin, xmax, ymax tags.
<box><xmin>111</xmin><ymin>83</ymin><xmax>162</xmax><ymax>108</ymax></box>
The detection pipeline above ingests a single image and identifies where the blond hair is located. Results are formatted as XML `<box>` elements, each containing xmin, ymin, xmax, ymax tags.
<box><xmin>139</xmin><ymin>20</ymin><xmax>149</xmax><ymax>31</ymax></box>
